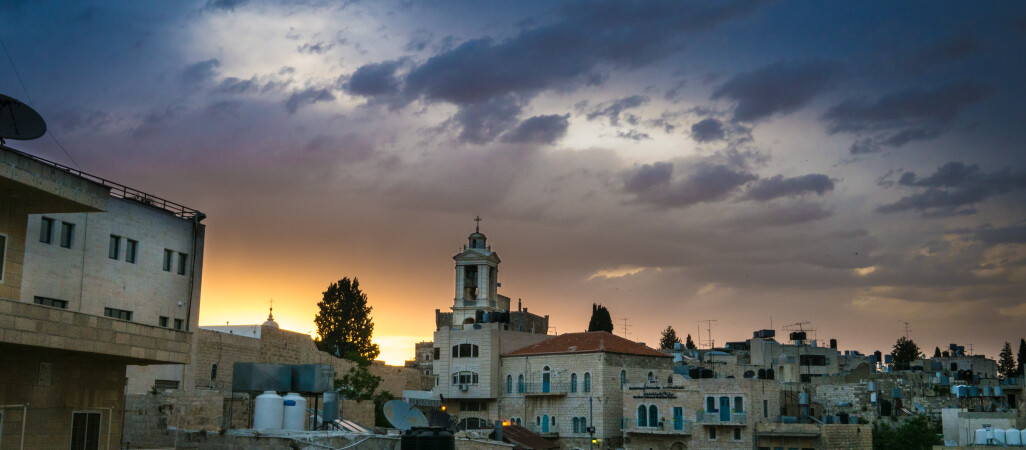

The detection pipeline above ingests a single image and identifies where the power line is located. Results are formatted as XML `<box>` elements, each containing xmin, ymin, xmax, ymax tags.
<box><xmin>0</xmin><ymin>33</ymin><xmax>81</xmax><ymax>169</ymax></box>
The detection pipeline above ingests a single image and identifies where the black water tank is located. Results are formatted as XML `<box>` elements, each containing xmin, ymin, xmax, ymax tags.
<box><xmin>880</xmin><ymin>400</ymin><xmax>892</xmax><ymax>417</ymax></box>
<box><xmin>766</xmin><ymin>368</ymin><xmax>775</xmax><ymax>380</ymax></box>
<box><xmin>475</xmin><ymin>310</ymin><xmax>483</xmax><ymax>323</ymax></box>
<box><xmin>401</xmin><ymin>427</ymin><xmax>455</xmax><ymax>450</ymax></box>
<box><xmin>839</xmin><ymin>412</ymin><xmax>850</xmax><ymax>424</ymax></box>
<box><xmin>830</xmin><ymin>338</ymin><xmax>837</xmax><ymax>349</ymax></box>
<box><xmin>757</xmin><ymin>368</ymin><xmax>766</xmax><ymax>379</ymax></box>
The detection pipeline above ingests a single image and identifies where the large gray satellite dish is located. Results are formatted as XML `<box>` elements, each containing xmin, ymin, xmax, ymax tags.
<box><xmin>0</xmin><ymin>94</ymin><xmax>46</xmax><ymax>140</ymax></box>
<box><xmin>383</xmin><ymin>399</ymin><xmax>428</xmax><ymax>431</ymax></box>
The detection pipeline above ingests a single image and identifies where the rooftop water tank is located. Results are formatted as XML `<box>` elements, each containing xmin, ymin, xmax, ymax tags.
<box><xmin>892</xmin><ymin>388</ymin><xmax>901</xmax><ymax>399</ymax></box>
<box><xmin>799</xmin><ymin>393</ymin><xmax>809</xmax><ymax>405</ymax></box>
<box><xmin>994</xmin><ymin>386</ymin><xmax>1003</xmax><ymax>396</ymax></box>
<box><xmin>867</xmin><ymin>382</ymin><xmax>876</xmax><ymax>392</ymax></box>
<box><xmin>283</xmin><ymin>392</ymin><xmax>307</xmax><ymax>431</ymax></box>
<box><xmin>1005</xmin><ymin>428</ymin><xmax>1021</xmax><ymax>446</ymax></box>
<box><xmin>994</xmin><ymin>428</ymin><xmax>1007</xmax><ymax>446</ymax></box>
<box><xmin>870</xmin><ymin>392</ymin><xmax>878</xmax><ymax>403</ymax></box>
<box><xmin>254</xmin><ymin>391</ymin><xmax>284</xmax><ymax>430</ymax></box>
<box><xmin>401</xmin><ymin>426</ymin><xmax>455</xmax><ymax>450</ymax></box>
<box><xmin>974</xmin><ymin>428</ymin><xmax>990</xmax><ymax>446</ymax></box>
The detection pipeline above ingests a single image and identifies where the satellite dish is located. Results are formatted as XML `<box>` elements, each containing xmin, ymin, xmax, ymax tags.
<box><xmin>0</xmin><ymin>94</ymin><xmax>46</xmax><ymax>141</ymax></box>
<box><xmin>383</xmin><ymin>400</ymin><xmax>428</xmax><ymax>431</ymax></box>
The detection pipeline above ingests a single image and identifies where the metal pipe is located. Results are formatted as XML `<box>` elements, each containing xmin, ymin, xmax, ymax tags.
<box><xmin>1</xmin><ymin>404</ymin><xmax>28</xmax><ymax>450</ymax></box>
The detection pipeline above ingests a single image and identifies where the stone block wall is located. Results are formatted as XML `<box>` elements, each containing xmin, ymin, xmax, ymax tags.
<box><xmin>123</xmin><ymin>390</ymin><xmax>225</xmax><ymax>448</ymax></box>
<box><xmin>820</xmin><ymin>423</ymin><xmax>872</xmax><ymax>449</ymax></box>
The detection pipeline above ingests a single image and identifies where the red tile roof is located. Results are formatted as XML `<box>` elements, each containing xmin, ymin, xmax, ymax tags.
<box><xmin>504</xmin><ymin>331</ymin><xmax>671</xmax><ymax>358</ymax></box>
<box><xmin>491</xmin><ymin>423</ymin><xmax>559</xmax><ymax>449</ymax></box>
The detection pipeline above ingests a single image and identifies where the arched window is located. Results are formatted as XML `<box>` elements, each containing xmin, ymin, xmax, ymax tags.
<box><xmin>583</xmin><ymin>372</ymin><xmax>591</xmax><ymax>392</ymax></box>
<box><xmin>637</xmin><ymin>405</ymin><xmax>647</xmax><ymax>426</ymax></box>
<box><xmin>572</xmin><ymin>417</ymin><xmax>580</xmax><ymax>433</ymax></box>
<box><xmin>536</xmin><ymin>416</ymin><xmax>541</xmax><ymax>426</ymax></box>
<box><xmin>648</xmin><ymin>371</ymin><xmax>655</xmax><ymax>383</ymax></box>
<box><xmin>452</xmin><ymin>344</ymin><xmax>480</xmax><ymax>358</ymax></box>
<box><xmin>620</xmin><ymin>370</ymin><xmax>627</xmax><ymax>389</ymax></box>
<box><xmin>506</xmin><ymin>375</ymin><xmax>512</xmax><ymax>393</ymax></box>
<box><xmin>518</xmin><ymin>374</ymin><xmax>525</xmax><ymax>393</ymax></box>
<box><xmin>570</xmin><ymin>373</ymin><xmax>578</xmax><ymax>393</ymax></box>
<box><xmin>648</xmin><ymin>405</ymin><xmax>658</xmax><ymax>427</ymax></box>
<box><xmin>580</xmin><ymin>416</ymin><xmax>587</xmax><ymax>432</ymax></box>
<box><xmin>734</xmin><ymin>396</ymin><xmax>744</xmax><ymax>412</ymax></box>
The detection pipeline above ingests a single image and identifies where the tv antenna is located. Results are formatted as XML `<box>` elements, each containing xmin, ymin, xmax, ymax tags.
<box><xmin>621</xmin><ymin>317</ymin><xmax>630</xmax><ymax>339</ymax></box>
<box><xmin>697</xmin><ymin>319</ymin><xmax>717</xmax><ymax>349</ymax></box>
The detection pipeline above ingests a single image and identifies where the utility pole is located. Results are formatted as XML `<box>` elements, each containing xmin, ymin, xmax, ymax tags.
<box><xmin>589</xmin><ymin>396</ymin><xmax>594</xmax><ymax>450</ymax></box>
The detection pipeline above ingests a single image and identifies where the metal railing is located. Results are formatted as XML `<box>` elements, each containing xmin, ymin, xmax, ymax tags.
<box><xmin>2</xmin><ymin>145</ymin><xmax>204</xmax><ymax>220</ymax></box>
<box><xmin>627</xmin><ymin>421</ymin><xmax>693</xmax><ymax>434</ymax></box>
<box><xmin>696</xmin><ymin>410</ymin><xmax>747</xmax><ymax>425</ymax></box>
<box><xmin>520</xmin><ymin>382</ymin><xmax>569</xmax><ymax>395</ymax></box>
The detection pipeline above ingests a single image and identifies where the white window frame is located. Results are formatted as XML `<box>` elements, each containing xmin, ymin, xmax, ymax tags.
<box><xmin>70</xmin><ymin>410</ymin><xmax>103</xmax><ymax>450</ymax></box>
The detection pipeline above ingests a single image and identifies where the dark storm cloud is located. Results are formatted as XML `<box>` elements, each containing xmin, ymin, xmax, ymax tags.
<box><xmin>617</xmin><ymin>130</ymin><xmax>650</xmax><ymax>141</ymax></box>
<box><xmin>501</xmin><ymin>114</ymin><xmax>570</xmax><ymax>145</ymax></box>
<box><xmin>623</xmin><ymin>160</ymin><xmax>757</xmax><ymax>208</ymax></box>
<box><xmin>284</xmin><ymin>87</ymin><xmax>336</xmax><ymax>114</ymax></box>
<box><xmin>690</xmin><ymin>117</ymin><xmax>725</xmax><ymax>142</ymax></box>
<box><xmin>742</xmin><ymin>174</ymin><xmax>835</xmax><ymax>202</ymax></box>
<box><xmin>878</xmin><ymin>162</ymin><xmax>1026</xmax><ymax>216</ymax></box>
<box><xmin>343</xmin><ymin>60</ymin><xmax>403</xmax><ymax>97</ymax></box>
<box><xmin>586</xmin><ymin>95</ymin><xmax>649</xmax><ymax>126</ymax></box>
<box><xmin>182</xmin><ymin>59</ymin><xmax>220</xmax><ymax>85</ymax></box>
<box><xmin>452</xmin><ymin>95</ymin><xmax>523</xmax><ymax>144</ymax></box>
<box><xmin>404</xmin><ymin>29</ymin><xmax>434</xmax><ymax>52</ymax></box>
<box><xmin>973</xmin><ymin>224</ymin><xmax>1026</xmax><ymax>246</ymax></box>
<box><xmin>905</xmin><ymin>33</ymin><xmax>982</xmax><ymax>73</ymax></box>
<box><xmin>205</xmin><ymin>0</ymin><xmax>248</xmax><ymax>12</ymax></box>
<box><xmin>217</xmin><ymin>77</ymin><xmax>259</xmax><ymax>95</ymax></box>
<box><xmin>711</xmin><ymin>60</ymin><xmax>840</xmax><ymax>122</ymax></box>
<box><xmin>823</xmin><ymin>81</ymin><xmax>990</xmax><ymax>133</ymax></box>
<box><xmin>298</xmin><ymin>41</ymin><xmax>334</xmax><ymax>54</ymax></box>
<box><xmin>725</xmin><ymin>202</ymin><xmax>834</xmax><ymax>228</ymax></box>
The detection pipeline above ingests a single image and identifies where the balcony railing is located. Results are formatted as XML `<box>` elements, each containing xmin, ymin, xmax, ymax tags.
<box><xmin>627</xmin><ymin>421</ymin><xmax>693</xmax><ymax>435</ymax></box>
<box><xmin>526</xmin><ymin>424</ymin><xmax>560</xmax><ymax>437</ymax></box>
<box><xmin>521</xmin><ymin>382</ymin><xmax>569</xmax><ymax>396</ymax></box>
<box><xmin>696</xmin><ymin>410</ymin><xmax>747</xmax><ymax>425</ymax></box>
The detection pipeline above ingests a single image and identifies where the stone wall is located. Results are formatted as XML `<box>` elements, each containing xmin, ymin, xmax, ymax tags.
<box><xmin>123</xmin><ymin>390</ymin><xmax>225</xmax><ymax>448</ymax></box>
<box><xmin>820</xmin><ymin>423</ymin><xmax>872</xmax><ymax>449</ymax></box>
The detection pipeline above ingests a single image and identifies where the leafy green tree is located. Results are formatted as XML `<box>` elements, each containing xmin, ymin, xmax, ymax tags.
<box><xmin>872</xmin><ymin>415</ymin><xmax>941</xmax><ymax>450</ymax></box>
<box><xmin>933</xmin><ymin>347</ymin><xmax>941</xmax><ymax>358</ymax></box>
<box><xmin>890</xmin><ymin>336</ymin><xmax>921</xmax><ymax>371</ymax></box>
<box><xmin>659</xmin><ymin>326</ymin><xmax>682</xmax><ymax>349</ymax></box>
<box><xmin>998</xmin><ymin>342</ymin><xmax>1016</xmax><ymax>379</ymax></box>
<box><xmin>685</xmin><ymin>334</ymin><xmax>697</xmax><ymax>350</ymax></box>
<box><xmin>314</xmin><ymin>277</ymin><xmax>380</xmax><ymax>363</ymax></box>
<box><xmin>587</xmin><ymin>303</ymin><xmax>614</xmax><ymax>333</ymax></box>
<box><xmin>373</xmin><ymin>390</ymin><xmax>395</xmax><ymax>427</ymax></box>
<box><xmin>1018</xmin><ymin>338</ymin><xmax>1026</xmax><ymax>377</ymax></box>
<box><xmin>335</xmin><ymin>365</ymin><xmax>382</xmax><ymax>401</ymax></box>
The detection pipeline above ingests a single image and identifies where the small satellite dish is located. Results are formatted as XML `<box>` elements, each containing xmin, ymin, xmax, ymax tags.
<box><xmin>383</xmin><ymin>400</ymin><xmax>428</xmax><ymax>431</ymax></box>
<box><xmin>0</xmin><ymin>93</ymin><xmax>46</xmax><ymax>141</ymax></box>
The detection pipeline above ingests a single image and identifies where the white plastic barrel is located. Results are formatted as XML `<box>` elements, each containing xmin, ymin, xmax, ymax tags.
<box><xmin>975</xmin><ymin>428</ymin><xmax>989</xmax><ymax>445</ymax></box>
<box><xmin>1005</xmin><ymin>428</ymin><xmax>1021</xmax><ymax>446</ymax></box>
<box><xmin>254</xmin><ymin>391</ymin><xmax>284</xmax><ymax>430</ymax></box>
<box><xmin>283</xmin><ymin>392</ymin><xmax>307</xmax><ymax>431</ymax></box>
<box><xmin>995</xmin><ymin>428</ymin><xmax>1007</xmax><ymax>445</ymax></box>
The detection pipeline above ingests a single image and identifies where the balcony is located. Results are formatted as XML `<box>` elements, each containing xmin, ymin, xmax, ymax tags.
<box><xmin>521</xmin><ymin>382</ymin><xmax>569</xmax><ymax>397</ymax></box>
<box><xmin>696</xmin><ymin>410</ymin><xmax>747</xmax><ymax>425</ymax></box>
<box><xmin>626</xmin><ymin>421</ymin><xmax>693</xmax><ymax>435</ymax></box>
<box><xmin>526</xmin><ymin>424</ymin><xmax>560</xmax><ymax>438</ymax></box>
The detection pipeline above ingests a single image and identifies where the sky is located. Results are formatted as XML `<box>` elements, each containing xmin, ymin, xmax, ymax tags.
<box><xmin>3</xmin><ymin>0</ymin><xmax>1026</xmax><ymax>365</ymax></box>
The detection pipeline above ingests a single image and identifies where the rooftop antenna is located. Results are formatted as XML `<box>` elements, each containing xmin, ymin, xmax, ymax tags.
<box><xmin>903</xmin><ymin>321</ymin><xmax>910</xmax><ymax>339</ymax></box>
<box><xmin>474</xmin><ymin>215</ymin><xmax>481</xmax><ymax>232</ymax></box>
<box><xmin>697</xmin><ymin>319</ymin><xmax>717</xmax><ymax>349</ymax></box>
<box><xmin>621</xmin><ymin>317</ymin><xmax>630</xmax><ymax>339</ymax></box>
<box><xmin>0</xmin><ymin>93</ymin><xmax>46</xmax><ymax>143</ymax></box>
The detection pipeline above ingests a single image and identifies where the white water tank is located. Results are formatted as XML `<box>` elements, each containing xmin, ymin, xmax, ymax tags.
<box><xmin>995</xmin><ymin>428</ymin><xmax>1007</xmax><ymax>445</ymax></box>
<box><xmin>1005</xmin><ymin>428</ymin><xmax>1021</xmax><ymax>446</ymax></box>
<box><xmin>254</xmin><ymin>391</ymin><xmax>284</xmax><ymax>430</ymax></box>
<box><xmin>283</xmin><ymin>392</ymin><xmax>307</xmax><ymax>431</ymax></box>
<box><xmin>870</xmin><ymin>392</ymin><xmax>878</xmax><ymax>403</ymax></box>
<box><xmin>975</xmin><ymin>428</ymin><xmax>990</xmax><ymax>445</ymax></box>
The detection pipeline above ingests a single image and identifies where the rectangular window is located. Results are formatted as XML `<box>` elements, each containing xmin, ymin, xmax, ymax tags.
<box><xmin>108</xmin><ymin>235</ymin><xmax>120</xmax><ymax>259</ymax></box>
<box><xmin>159</xmin><ymin>316</ymin><xmax>169</xmax><ymax>327</ymax></box>
<box><xmin>125</xmin><ymin>239</ymin><xmax>138</xmax><ymax>263</ymax></box>
<box><xmin>211</xmin><ymin>364</ymin><xmax>218</xmax><ymax>380</ymax></box>
<box><xmin>174</xmin><ymin>318</ymin><xmax>184</xmax><ymax>330</ymax></box>
<box><xmin>60</xmin><ymin>222</ymin><xmax>75</xmax><ymax>248</ymax></box>
<box><xmin>33</xmin><ymin>296</ymin><xmax>69</xmax><ymax>309</ymax></box>
<box><xmin>163</xmin><ymin>249</ymin><xmax>173</xmax><ymax>271</ymax></box>
<box><xmin>708</xmin><ymin>427</ymin><xmax>716</xmax><ymax>440</ymax></box>
<box><xmin>763</xmin><ymin>400</ymin><xmax>768</xmax><ymax>418</ymax></box>
<box><xmin>70</xmin><ymin>411</ymin><xmax>101</xmax><ymax>450</ymax></box>
<box><xmin>103</xmin><ymin>307</ymin><xmax>132</xmax><ymax>321</ymax></box>
<box><xmin>177</xmin><ymin>252</ymin><xmax>188</xmax><ymax>275</ymax></box>
<box><xmin>40</xmin><ymin>217</ymin><xmax>55</xmax><ymax>243</ymax></box>
<box><xmin>153</xmin><ymin>380</ymin><xmax>179</xmax><ymax>390</ymax></box>
<box><xmin>734</xmin><ymin>427</ymin><xmax>741</xmax><ymax>440</ymax></box>
<box><xmin>433</xmin><ymin>348</ymin><xmax>440</xmax><ymax>359</ymax></box>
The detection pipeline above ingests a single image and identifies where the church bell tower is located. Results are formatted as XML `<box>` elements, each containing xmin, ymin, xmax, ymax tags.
<box><xmin>451</xmin><ymin>217</ymin><xmax>506</xmax><ymax>324</ymax></box>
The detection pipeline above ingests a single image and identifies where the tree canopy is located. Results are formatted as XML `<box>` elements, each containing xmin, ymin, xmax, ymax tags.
<box><xmin>335</xmin><ymin>365</ymin><xmax>381</xmax><ymax>401</ymax></box>
<box><xmin>685</xmin><ymin>334</ymin><xmax>697</xmax><ymax>350</ymax></box>
<box><xmin>998</xmin><ymin>341</ymin><xmax>1016</xmax><ymax>379</ymax></box>
<box><xmin>872</xmin><ymin>414</ymin><xmax>941</xmax><ymax>450</ymax></box>
<box><xmin>1018</xmin><ymin>338</ymin><xmax>1026</xmax><ymax>377</ymax></box>
<box><xmin>933</xmin><ymin>347</ymin><xmax>941</xmax><ymax>358</ymax></box>
<box><xmin>587</xmin><ymin>303</ymin><xmax>614</xmax><ymax>333</ymax></box>
<box><xmin>314</xmin><ymin>277</ymin><xmax>380</xmax><ymax>363</ymax></box>
<box><xmin>890</xmin><ymin>336</ymin><xmax>921</xmax><ymax>370</ymax></box>
<box><xmin>659</xmin><ymin>325</ymin><xmax>682</xmax><ymax>349</ymax></box>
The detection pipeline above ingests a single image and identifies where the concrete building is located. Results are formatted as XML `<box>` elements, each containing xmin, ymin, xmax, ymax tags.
<box><xmin>406</xmin><ymin>340</ymin><xmax>435</xmax><ymax>376</ymax></box>
<box><xmin>0</xmin><ymin>145</ymin><xmax>204</xmax><ymax>449</ymax></box>
<box><xmin>749</xmin><ymin>335</ymin><xmax>842</xmax><ymax>383</ymax></box>
<box><xmin>431</xmin><ymin>226</ymin><xmax>553</xmax><ymax>426</ymax></box>
<box><xmin>501</xmin><ymin>331</ymin><xmax>673</xmax><ymax>449</ymax></box>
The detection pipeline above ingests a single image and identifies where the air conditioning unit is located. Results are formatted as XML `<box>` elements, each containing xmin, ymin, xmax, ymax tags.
<box><xmin>459</xmin><ymin>384</ymin><xmax>468</xmax><ymax>391</ymax></box>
